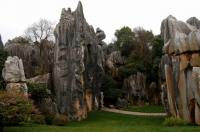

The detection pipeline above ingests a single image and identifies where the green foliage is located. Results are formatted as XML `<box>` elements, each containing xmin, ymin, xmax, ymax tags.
<box><xmin>44</xmin><ymin>113</ymin><xmax>55</xmax><ymax>125</ymax></box>
<box><xmin>0</xmin><ymin>91</ymin><xmax>33</xmax><ymax>125</ymax></box>
<box><xmin>147</xmin><ymin>35</ymin><xmax>164</xmax><ymax>83</ymax></box>
<box><xmin>118</xmin><ymin>63</ymin><xmax>140</xmax><ymax>78</ymax></box>
<box><xmin>27</xmin><ymin>83</ymin><xmax>50</xmax><ymax>103</ymax></box>
<box><xmin>31</xmin><ymin>114</ymin><xmax>45</xmax><ymax>124</ymax></box>
<box><xmin>163</xmin><ymin>117</ymin><xmax>189</xmax><ymax>126</ymax></box>
<box><xmin>116</xmin><ymin>28</ymin><xmax>155</xmax><ymax>79</ymax></box>
<box><xmin>101</xmin><ymin>75</ymin><xmax>122</xmax><ymax>100</ymax></box>
<box><xmin>0</xmin><ymin>49</ymin><xmax>8</xmax><ymax>90</ymax></box>
<box><xmin>114</xmin><ymin>26</ymin><xmax>135</xmax><ymax>56</ymax></box>
<box><xmin>108</xmin><ymin>26</ymin><xmax>164</xmax><ymax>104</ymax></box>
<box><xmin>52</xmin><ymin>114</ymin><xmax>68</xmax><ymax>126</ymax></box>
<box><xmin>151</xmin><ymin>35</ymin><xmax>164</xmax><ymax>59</ymax></box>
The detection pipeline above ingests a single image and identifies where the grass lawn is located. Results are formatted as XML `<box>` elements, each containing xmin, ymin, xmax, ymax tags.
<box><xmin>5</xmin><ymin>111</ymin><xmax>200</xmax><ymax>132</ymax></box>
<box><xmin>123</xmin><ymin>104</ymin><xmax>164</xmax><ymax>113</ymax></box>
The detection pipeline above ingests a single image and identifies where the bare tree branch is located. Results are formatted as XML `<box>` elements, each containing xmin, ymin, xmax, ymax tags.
<box><xmin>24</xmin><ymin>19</ymin><xmax>54</xmax><ymax>42</ymax></box>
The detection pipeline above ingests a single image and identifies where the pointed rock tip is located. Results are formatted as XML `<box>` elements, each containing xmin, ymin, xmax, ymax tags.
<box><xmin>167</xmin><ymin>15</ymin><xmax>177</xmax><ymax>20</ymax></box>
<box><xmin>61</xmin><ymin>8</ymin><xmax>67</xmax><ymax>14</ymax></box>
<box><xmin>77</xmin><ymin>1</ymin><xmax>83</xmax><ymax>10</ymax></box>
<box><xmin>76</xmin><ymin>1</ymin><xmax>84</xmax><ymax>16</ymax></box>
<box><xmin>187</xmin><ymin>16</ymin><xmax>199</xmax><ymax>21</ymax></box>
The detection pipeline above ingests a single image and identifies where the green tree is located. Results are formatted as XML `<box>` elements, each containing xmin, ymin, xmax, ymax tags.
<box><xmin>118</xmin><ymin>27</ymin><xmax>154</xmax><ymax>78</ymax></box>
<box><xmin>151</xmin><ymin>35</ymin><xmax>164</xmax><ymax>60</ymax></box>
<box><xmin>101</xmin><ymin>75</ymin><xmax>121</xmax><ymax>101</ymax></box>
<box><xmin>149</xmin><ymin>35</ymin><xmax>164</xmax><ymax>82</ymax></box>
<box><xmin>114</xmin><ymin>26</ymin><xmax>135</xmax><ymax>56</ymax></box>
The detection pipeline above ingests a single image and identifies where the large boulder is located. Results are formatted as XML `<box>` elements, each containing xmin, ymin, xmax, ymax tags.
<box><xmin>2</xmin><ymin>56</ymin><xmax>27</xmax><ymax>95</ymax></box>
<box><xmin>2</xmin><ymin>56</ymin><xmax>26</xmax><ymax>82</ymax></box>
<box><xmin>105</xmin><ymin>51</ymin><xmax>125</xmax><ymax>78</ymax></box>
<box><xmin>161</xmin><ymin>15</ymin><xmax>200</xmax><ymax>125</ymax></box>
<box><xmin>53</xmin><ymin>2</ymin><xmax>105</xmax><ymax>121</ymax></box>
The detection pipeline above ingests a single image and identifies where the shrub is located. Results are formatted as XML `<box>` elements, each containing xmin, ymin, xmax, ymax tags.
<box><xmin>101</xmin><ymin>74</ymin><xmax>122</xmax><ymax>100</ymax></box>
<box><xmin>31</xmin><ymin>114</ymin><xmax>45</xmax><ymax>124</ymax></box>
<box><xmin>52</xmin><ymin>114</ymin><xmax>68</xmax><ymax>126</ymax></box>
<box><xmin>27</xmin><ymin>83</ymin><xmax>50</xmax><ymax>103</ymax></box>
<box><xmin>163</xmin><ymin>117</ymin><xmax>189</xmax><ymax>126</ymax></box>
<box><xmin>0</xmin><ymin>91</ymin><xmax>33</xmax><ymax>125</ymax></box>
<box><xmin>44</xmin><ymin>113</ymin><xmax>55</xmax><ymax>125</ymax></box>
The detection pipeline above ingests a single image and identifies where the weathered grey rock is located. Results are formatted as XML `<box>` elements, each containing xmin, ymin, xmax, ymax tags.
<box><xmin>2</xmin><ymin>56</ymin><xmax>26</xmax><ymax>82</ymax></box>
<box><xmin>122</xmin><ymin>72</ymin><xmax>146</xmax><ymax>104</ymax></box>
<box><xmin>2</xmin><ymin>56</ymin><xmax>27</xmax><ymax>95</ymax></box>
<box><xmin>161</xmin><ymin>15</ymin><xmax>200</xmax><ymax>125</ymax></box>
<box><xmin>100</xmin><ymin>92</ymin><xmax>104</xmax><ymax>108</ymax></box>
<box><xmin>161</xmin><ymin>15</ymin><xmax>195</xmax><ymax>44</ymax></box>
<box><xmin>106</xmin><ymin>51</ymin><xmax>125</xmax><ymax>78</ymax></box>
<box><xmin>96</xmin><ymin>28</ymin><xmax>106</xmax><ymax>44</ymax></box>
<box><xmin>161</xmin><ymin>15</ymin><xmax>200</xmax><ymax>54</ymax></box>
<box><xmin>187</xmin><ymin>17</ymin><xmax>200</xmax><ymax>29</ymax></box>
<box><xmin>5</xmin><ymin>37</ymin><xmax>54</xmax><ymax>78</ymax></box>
<box><xmin>53</xmin><ymin>2</ymin><xmax>105</xmax><ymax>121</ymax></box>
<box><xmin>0</xmin><ymin>34</ymin><xmax>4</xmax><ymax>49</ymax></box>
<box><xmin>148</xmin><ymin>82</ymin><xmax>160</xmax><ymax>104</ymax></box>
<box><xmin>27</xmin><ymin>73</ymin><xmax>49</xmax><ymax>85</ymax></box>
<box><xmin>116</xmin><ymin>98</ymin><xmax>128</xmax><ymax>108</ymax></box>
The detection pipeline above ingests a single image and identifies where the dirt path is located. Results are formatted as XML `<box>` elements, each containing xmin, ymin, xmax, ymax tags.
<box><xmin>102</xmin><ymin>108</ymin><xmax>167</xmax><ymax>116</ymax></box>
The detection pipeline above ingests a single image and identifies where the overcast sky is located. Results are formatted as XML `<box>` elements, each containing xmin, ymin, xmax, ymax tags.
<box><xmin>0</xmin><ymin>0</ymin><xmax>200</xmax><ymax>43</ymax></box>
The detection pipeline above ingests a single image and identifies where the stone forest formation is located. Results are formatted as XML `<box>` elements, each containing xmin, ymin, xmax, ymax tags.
<box><xmin>161</xmin><ymin>15</ymin><xmax>200</xmax><ymax>125</ymax></box>
<box><xmin>1</xmin><ymin>1</ymin><xmax>200</xmax><ymax>126</ymax></box>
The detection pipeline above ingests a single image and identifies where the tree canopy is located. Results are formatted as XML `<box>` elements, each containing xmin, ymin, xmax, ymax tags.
<box><xmin>24</xmin><ymin>19</ymin><xmax>54</xmax><ymax>43</ymax></box>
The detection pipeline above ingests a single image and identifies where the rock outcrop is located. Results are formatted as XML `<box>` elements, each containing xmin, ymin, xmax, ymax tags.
<box><xmin>122</xmin><ymin>72</ymin><xmax>146</xmax><ymax>104</ymax></box>
<box><xmin>53</xmin><ymin>2</ymin><xmax>105</xmax><ymax>120</ymax></box>
<box><xmin>106</xmin><ymin>51</ymin><xmax>125</xmax><ymax>78</ymax></box>
<box><xmin>27</xmin><ymin>73</ymin><xmax>50</xmax><ymax>85</ymax></box>
<box><xmin>5</xmin><ymin>37</ymin><xmax>54</xmax><ymax>78</ymax></box>
<box><xmin>2</xmin><ymin>56</ymin><xmax>27</xmax><ymax>95</ymax></box>
<box><xmin>0</xmin><ymin>34</ymin><xmax>4</xmax><ymax>48</ymax></box>
<box><xmin>187</xmin><ymin>17</ymin><xmax>200</xmax><ymax>29</ymax></box>
<box><xmin>160</xmin><ymin>15</ymin><xmax>200</xmax><ymax>125</ymax></box>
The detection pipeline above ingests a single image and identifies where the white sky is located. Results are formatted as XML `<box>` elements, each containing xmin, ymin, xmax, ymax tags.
<box><xmin>0</xmin><ymin>0</ymin><xmax>200</xmax><ymax>43</ymax></box>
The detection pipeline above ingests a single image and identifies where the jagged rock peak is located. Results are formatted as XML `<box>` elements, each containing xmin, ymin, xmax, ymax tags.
<box><xmin>186</xmin><ymin>17</ymin><xmax>200</xmax><ymax>29</ymax></box>
<box><xmin>0</xmin><ymin>34</ymin><xmax>3</xmax><ymax>48</ymax></box>
<box><xmin>76</xmin><ymin>1</ymin><xmax>84</xmax><ymax>18</ymax></box>
<box><xmin>60</xmin><ymin>1</ymin><xmax>84</xmax><ymax>22</ymax></box>
<box><xmin>53</xmin><ymin>1</ymin><xmax>105</xmax><ymax>121</ymax></box>
<box><xmin>166</xmin><ymin>15</ymin><xmax>177</xmax><ymax>21</ymax></box>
